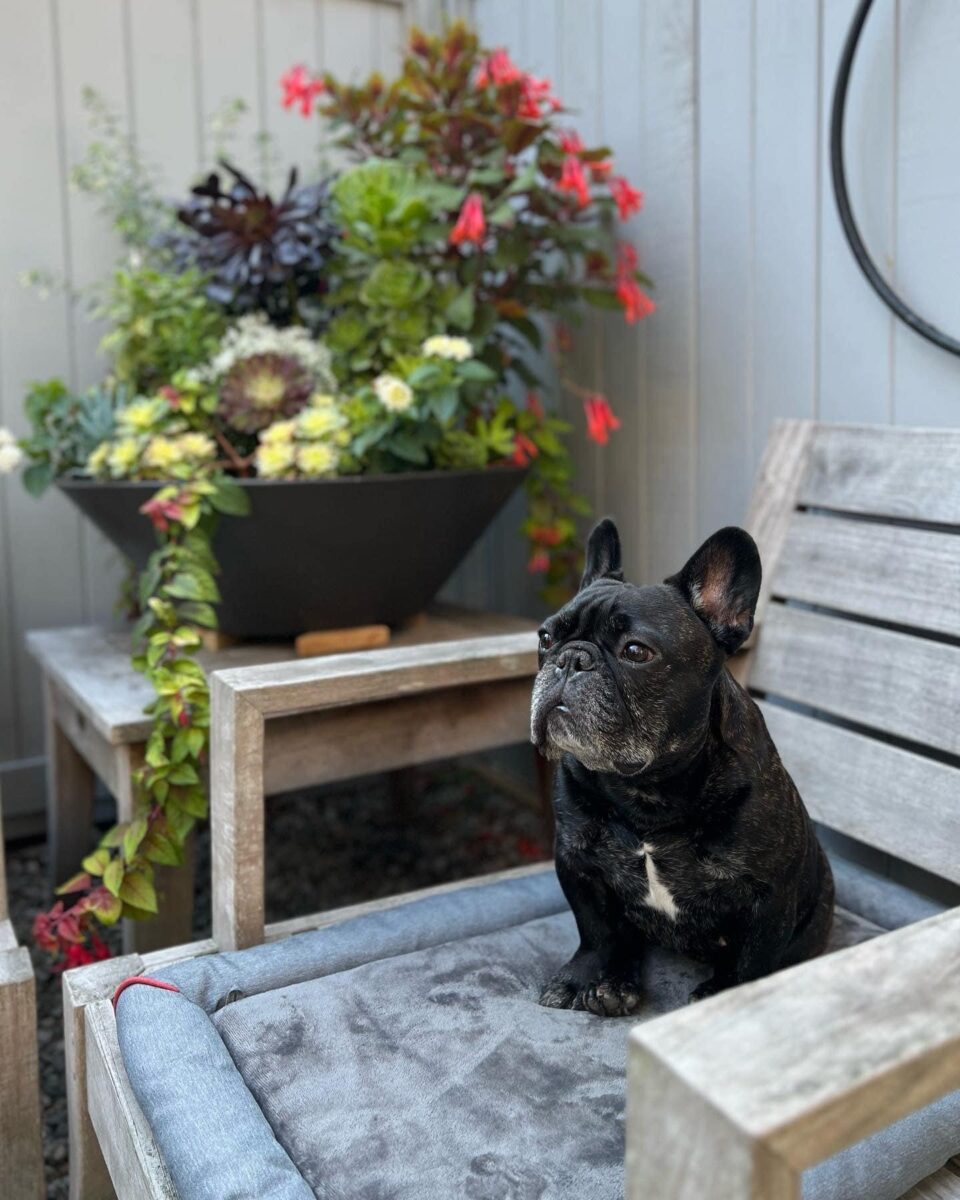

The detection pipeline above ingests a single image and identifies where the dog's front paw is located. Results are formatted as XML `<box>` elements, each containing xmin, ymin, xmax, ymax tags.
<box><xmin>538</xmin><ymin>972</ymin><xmax>583</xmax><ymax>1010</ymax></box>
<box><xmin>582</xmin><ymin>978</ymin><xmax>642</xmax><ymax>1017</ymax></box>
<box><xmin>539</xmin><ymin>971</ymin><xmax>642</xmax><ymax>1016</ymax></box>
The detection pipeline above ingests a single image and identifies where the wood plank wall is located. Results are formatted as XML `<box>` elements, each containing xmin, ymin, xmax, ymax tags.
<box><xmin>3</xmin><ymin>0</ymin><xmax>960</xmax><ymax>817</ymax></box>
<box><xmin>0</xmin><ymin>0</ymin><xmax>406</xmax><ymax>820</ymax></box>
<box><xmin>462</xmin><ymin>0</ymin><xmax>960</xmax><ymax>602</ymax></box>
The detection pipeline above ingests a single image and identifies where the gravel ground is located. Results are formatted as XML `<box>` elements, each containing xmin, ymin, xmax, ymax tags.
<box><xmin>6</xmin><ymin>763</ymin><xmax>551</xmax><ymax>1198</ymax></box>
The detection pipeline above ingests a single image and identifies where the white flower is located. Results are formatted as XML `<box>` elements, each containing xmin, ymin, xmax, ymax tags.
<box><xmin>373</xmin><ymin>374</ymin><xmax>414</xmax><ymax>413</ymax></box>
<box><xmin>298</xmin><ymin>407</ymin><xmax>343</xmax><ymax>439</ymax></box>
<box><xmin>296</xmin><ymin>443</ymin><xmax>339</xmax><ymax>476</ymax></box>
<box><xmin>422</xmin><ymin>335</ymin><xmax>474</xmax><ymax>362</ymax></box>
<box><xmin>209</xmin><ymin>314</ymin><xmax>335</xmax><ymax>391</ymax></box>
<box><xmin>0</xmin><ymin>429</ymin><xmax>23</xmax><ymax>474</ymax></box>
<box><xmin>255</xmin><ymin>441</ymin><xmax>296</xmax><ymax>478</ymax></box>
<box><xmin>260</xmin><ymin>419</ymin><xmax>297</xmax><ymax>446</ymax></box>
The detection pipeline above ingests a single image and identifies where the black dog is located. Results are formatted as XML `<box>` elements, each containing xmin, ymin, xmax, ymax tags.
<box><xmin>530</xmin><ymin>519</ymin><xmax>834</xmax><ymax>1015</ymax></box>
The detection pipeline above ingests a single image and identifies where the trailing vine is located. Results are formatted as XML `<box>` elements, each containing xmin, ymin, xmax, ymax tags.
<box><xmin>33</xmin><ymin>475</ymin><xmax>248</xmax><ymax>965</ymax></box>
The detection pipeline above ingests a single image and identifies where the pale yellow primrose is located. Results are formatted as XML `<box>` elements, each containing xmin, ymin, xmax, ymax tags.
<box><xmin>255</xmin><ymin>441</ymin><xmax>296</xmax><ymax>478</ymax></box>
<box><xmin>421</xmin><ymin>335</ymin><xmax>474</xmax><ymax>362</ymax></box>
<box><xmin>296</xmin><ymin>443</ymin><xmax>339</xmax><ymax>476</ymax></box>
<box><xmin>373</xmin><ymin>373</ymin><xmax>414</xmax><ymax>413</ymax></box>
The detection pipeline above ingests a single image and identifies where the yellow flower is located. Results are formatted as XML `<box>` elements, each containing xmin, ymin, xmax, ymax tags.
<box><xmin>107</xmin><ymin>437</ymin><xmax>142</xmax><ymax>478</ymax></box>
<box><xmin>297</xmin><ymin>407</ymin><xmax>341</xmax><ymax>439</ymax></box>
<box><xmin>309</xmin><ymin>391</ymin><xmax>337</xmax><ymax>409</ymax></box>
<box><xmin>260</xmin><ymin>419</ymin><xmax>297</xmax><ymax>445</ymax></box>
<box><xmin>176</xmin><ymin>432</ymin><xmax>216</xmax><ymax>462</ymax></box>
<box><xmin>296</xmin><ymin>443</ymin><xmax>339</xmax><ymax>477</ymax></box>
<box><xmin>141</xmin><ymin>436</ymin><xmax>184</xmax><ymax>473</ymax></box>
<box><xmin>117</xmin><ymin>397</ymin><xmax>168</xmax><ymax>435</ymax></box>
<box><xmin>422</xmin><ymin>335</ymin><xmax>473</xmax><ymax>362</ymax></box>
<box><xmin>255</xmin><ymin>441</ymin><xmax>296</xmax><ymax>478</ymax></box>
<box><xmin>373</xmin><ymin>373</ymin><xmax>414</xmax><ymax>413</ymax></box>
<box><xmin>86</xmin><ymin>441</ymin><xmax>111</xmax><ymax>476</ymax></box>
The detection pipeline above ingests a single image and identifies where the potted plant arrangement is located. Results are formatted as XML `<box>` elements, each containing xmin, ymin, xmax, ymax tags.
<box><xmin>7</xmin><ymin>22</ymin><xmax>653</xmax><ymax>964</ymax></box>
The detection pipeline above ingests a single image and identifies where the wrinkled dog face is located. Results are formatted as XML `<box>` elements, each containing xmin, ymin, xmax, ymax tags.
<box><xmin>530</xmin><ymin>519</ymin><xmax>761</xmax><ymax>776</ymax></box>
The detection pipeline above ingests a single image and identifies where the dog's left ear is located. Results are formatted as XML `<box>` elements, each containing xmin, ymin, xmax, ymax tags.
<box><xmin>665</xmin><ymin>527</ymin><xmax>761</xmax><ymax>654</ymax></box>
<box><xmin>580</xmin><ymin>518</ymin><xmax>624</xmax><ymax>590</ymax></box>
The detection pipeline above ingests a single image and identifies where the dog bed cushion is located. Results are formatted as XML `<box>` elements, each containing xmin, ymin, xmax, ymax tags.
<box><xmin>115</xmin><ymin>865</ymin><xmax>959</xmax><ymax>1200</ymax></box>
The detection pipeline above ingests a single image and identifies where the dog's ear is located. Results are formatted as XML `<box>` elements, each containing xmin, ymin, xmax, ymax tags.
<box><xmin>665</xmin><ymin>527</ymin><xmax>761</xmax><ymax>654</ymax></box>
<box><xmin>580</xmin><ymin>518</ymin><xmax>624</xmax><ymax>591</ymax></box>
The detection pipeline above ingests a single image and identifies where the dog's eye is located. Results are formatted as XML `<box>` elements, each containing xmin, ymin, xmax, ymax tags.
<box><xmin>622</xmin><ymin>642</ymin><xmax>654</xmax><ymax>663</ymax></box>
<box><xmin>538</xmin><ymin>630</ymin><xmax>554</xmax><ymax>652</ymax></box>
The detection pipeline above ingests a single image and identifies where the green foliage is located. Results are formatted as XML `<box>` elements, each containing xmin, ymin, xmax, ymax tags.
<box><xmin>19</xmin><ymin>379</ymin><xmax>130</xmax><ymax>495</ymax></box>
<box><xmin>97</xmin><ymin>266</ymin><xmax>228</xmax><ymax>393</ymax></box>
<box><xmin>69</xmin><ymin>87</ymin><xmax>172</xmax><ymax>251</ymax></box>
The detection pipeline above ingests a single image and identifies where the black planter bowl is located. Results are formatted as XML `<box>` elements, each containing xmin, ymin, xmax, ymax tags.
<box><xmin>59</xmin><ymin>468</ymin><xmax>525</xmax><ymax>638</ymax></box>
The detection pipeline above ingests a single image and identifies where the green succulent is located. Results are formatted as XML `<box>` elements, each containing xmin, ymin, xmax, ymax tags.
<box><xmin>20</xmin><ymin>379</ymin><xmax>132</xmax><ymax>495</ymax></box>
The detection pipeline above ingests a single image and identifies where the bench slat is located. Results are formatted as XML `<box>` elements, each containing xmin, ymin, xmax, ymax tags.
<box><xmin>750</xmin><ymin>606</ymin><xmax>960</xmax><ymax>756</ymax></box>
<box><xmin>758</xmin><ymin>702</ymin><xmax>960</xmax><ymax>885</ymax></box>
<box><xmin>800</xmin><ymin>425</ymin><xmax>960</xmax><ymax>524</ymax></box>
<box><xmin>773</xmin><ymin>512</ymin><xmax>960</xmax><ymax>638</ymax></box>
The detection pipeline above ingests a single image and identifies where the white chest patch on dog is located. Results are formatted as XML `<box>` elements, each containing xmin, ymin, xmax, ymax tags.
<box><xmin>637</xmin><ymin>842</ymin><xmax>679</xmax><ymax>921</ymax></box>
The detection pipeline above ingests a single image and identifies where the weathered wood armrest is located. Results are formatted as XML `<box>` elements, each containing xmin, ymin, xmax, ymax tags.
<box><xmin>627</xmin><ymin>906</ymin><xmax>960</xmax><ymax>1200</ymax></box>
<box><xmin>210</xmin><ymin>632</ymin><xmax>539</xmax><ymax>950</ymax></box>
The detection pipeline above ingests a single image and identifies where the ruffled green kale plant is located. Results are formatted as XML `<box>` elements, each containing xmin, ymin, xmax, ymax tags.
<box><xmin>283</xmin><ymin>20</ymin><xmax>654</xmax><ymax>596</ymax></box>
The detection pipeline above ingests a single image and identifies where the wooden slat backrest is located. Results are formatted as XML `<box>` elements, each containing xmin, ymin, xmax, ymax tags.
<box><xmin>744</xmin><ymin>422</ymin><xmax>960</xmax><ymax>885</ymax></box>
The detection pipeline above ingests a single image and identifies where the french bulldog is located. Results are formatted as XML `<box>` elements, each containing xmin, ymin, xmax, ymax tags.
<box><xmin>530</xmin><ymin>519</ymin><xmax>834</xmax><ymax>1015</ymax></box>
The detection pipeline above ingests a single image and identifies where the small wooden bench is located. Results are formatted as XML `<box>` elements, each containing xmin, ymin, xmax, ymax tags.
<box><xmin>0</xmin><ymin>786</ymin><xmax>45</xmax><ymax>1200</ymax></box>
<box><xmin>62</xmin><ymin>421</ymin><xmax>960</xmax><ymax>1200</ymax></box>
<box><xmin>27</xmin><ymin>605</ymin><xmax>535</xmax><ymax>954</ymax></box>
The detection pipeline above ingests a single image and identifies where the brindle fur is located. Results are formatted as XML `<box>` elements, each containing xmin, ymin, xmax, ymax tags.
<box><xmin>530</xmin><ymin>520</ymin><xmax>834</xmax><ymax>1015</ymax></box>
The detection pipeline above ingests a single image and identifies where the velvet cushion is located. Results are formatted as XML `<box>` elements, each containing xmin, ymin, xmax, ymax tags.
<box><xmin>116</xmin><ymin>867</ymin><xmax>960</xmax><ymax>1200</ymax></box>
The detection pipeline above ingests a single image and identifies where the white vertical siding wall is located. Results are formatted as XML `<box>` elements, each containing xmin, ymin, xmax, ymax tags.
<box><xmin>0</xmin><ymin>0</ymin><xmax>407</xmax><ymax>820</ymax></box>
<box><xmin>470</xmin><ymin>0</ymin><xmax>960</xmax><ymax>590</ymax></box>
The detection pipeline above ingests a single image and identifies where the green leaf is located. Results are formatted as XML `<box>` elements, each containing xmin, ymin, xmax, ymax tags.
<box><xmin>123</xmin><ymin>816</ymin><xmax>148</xmax><ymax>863</ymax></box>
<box><xmin>176</xmin><ymin>787</ymin><xmax>208</xmax><ymax>819</ymax></box>
<box><xmin>82</xmin><ymin>847</ymin><xmax>111</xmax><ymax>877</ymax></box>
<box><xmin>446</xmin><ymin>285</ymin><xmax>475</xmax><ymax>331</ymax></box>
<box><xmin>103</xmin><ymin>858</ymin><xmax>124</xmax><ymax>897</ymax></box>
<box><xmin>177</xmin><ymin>600</ymin><xmax>218</xmax><ymax>629</ymax></box>
<box><xmin>119</xmin><ymin>870</ymin><xmax>158</xmax><ymax>914</ymax></box>
<box><xmin>458</xmin><ymin>360</ymin><xmax>497</xmax><ymax>383</ymax></box>
<box><xmin>22</xmin><ymin>462</ymin><xmax>54</xmax><ymax>497</ymax></box>
<box><xmin>388</xmin><ymin>433</ymin><xmax>429</xmax><ymax>466</ymax></box>
<box><xmin>166</xmin><ymin>570</ymin><xmax>220</xmax><ymax>603</ymax></box>
<box><xmin>407</xmin><ymin>363</ymin><xmax>443</xmax><ymax>388</ymax></box>
<box><xmin>209</xmin><ymin>476</ymin><xmax>250</xmax><ymax>516</ymax></box>
<box><xmin>429</xmin><ymin>387</ymin><xmax>460</xmax><ymax>425</ymax></box>
<box><xmin>168</xmin><ymin>762</ymin><xmax>199</xmax><ymax>786</ymax></box>
<box><xmin>185</xmin><ymin>727</ymin><xmax>205</xmax><ymax>757</ymax></box>
<box><xmin>141</xmin><ymin>830</ymin><xmax>183</xmax><ymax>867</ymax></box>
<box><xmin>581</xmin><ymin>287</ymin><xmax>623</xmax><ymax>311</ymax></box>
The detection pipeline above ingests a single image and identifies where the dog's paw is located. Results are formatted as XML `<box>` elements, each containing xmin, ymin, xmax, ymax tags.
<box><xmin>582</xmin><ymin>978</ymin><xmax>642</xmax><ymax>1017</ymax></box>
<box><xmin>538</xmin><ymin>973</ymin><xmax>583</xmax><ymax>1010</ymax></box>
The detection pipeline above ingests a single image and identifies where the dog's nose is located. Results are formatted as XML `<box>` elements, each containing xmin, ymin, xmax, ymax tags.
<box><xmin>556</xmin><ymin>642</ymin><xmax>597</xmax><ymax>673</ymax></box>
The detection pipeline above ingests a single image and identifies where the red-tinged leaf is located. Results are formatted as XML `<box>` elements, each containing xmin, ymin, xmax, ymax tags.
<box><xmin>119</xmin><ymin>871</ymin><xmax>158</xmax><ymax>914</ymax></box>
<box><xmin>123</xmin><ymin>817</ymin><xmax>149</xmax><ymax>863</ymax></box>
<box><xmin>79</xmin><ymin>887</ymin><xmax>123</xmax><ymax>926</ymax></box>
<box><xmin>141</xmin><ymin>831</ymin><xmax>183</xmax><ymax>867</ymax></box>
<box><xmin>55</xmin><ymin>872</ymin><xmax>92</xmax><ymax>896</ymax></box>
<box><xmin>99</xmin><ymin>823</ymin><xmax>128</xmax><ymax>849</ymax></box>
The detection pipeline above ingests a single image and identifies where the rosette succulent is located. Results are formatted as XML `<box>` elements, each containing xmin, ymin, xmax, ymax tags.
<box><xmin>161</xmin><ymin>160</ymin><xmax>334</xmax><ymax>324</ymax></box>
<box><xmin>217</xmin><ymin>352</ymin><xmax>314</xmax><ymax>433</ymax></box>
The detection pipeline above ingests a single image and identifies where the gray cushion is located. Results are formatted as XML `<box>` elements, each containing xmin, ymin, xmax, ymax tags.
<box><xmin>116</xmin><ymin>869</ymin><xmax>960</xmax><ymax>1200</ymax></box>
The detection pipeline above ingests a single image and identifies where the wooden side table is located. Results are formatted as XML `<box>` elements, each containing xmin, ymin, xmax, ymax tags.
<box><xmin>26</xmin><ymin>606</ymin><xmax>536</xmax><ymax>954</ymax></box>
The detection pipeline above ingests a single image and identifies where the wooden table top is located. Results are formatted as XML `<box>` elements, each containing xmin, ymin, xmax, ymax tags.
<box><xmin>26</xmin><ymin>606</ymin><xmax>536</xmax><ymax>746</ymax></box>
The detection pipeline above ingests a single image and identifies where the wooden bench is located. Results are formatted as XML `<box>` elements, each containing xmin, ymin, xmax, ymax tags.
<box><xmin>62</xmin><ymin>421</ymin><xmax>960</xmax><ymax>1199</ymax></box>
<box><xmin>0</xmin><ymin>786</ymin><xmax>45</xmax><ymax>1200</ymax></box>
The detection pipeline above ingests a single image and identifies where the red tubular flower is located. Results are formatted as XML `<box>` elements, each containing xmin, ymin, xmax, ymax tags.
<box><xmin>591</xmin><ymin>159</ymin><xmax>613</xmax><ymax>180</ymax></box>
<box><xmin>280</xmin><ymin>65</ymin><xmax>324</xmax><ymax>117</ymax></box>
<box><xmin>558</xmin><ymin>155</ymin><xmax>590</xmax><ymax>208</ymax></box>
<box><xmin>518</xmin><ymin>75</ymin><xmax>557</xmax><ymax>118</ymax></box>
<box><xmin>610</xmin><ymin>175</ymin><xmax>644</xmax><ymax>220</ymax></box>
<box><xmin>527</xmin><ymin>550</ymin><xmax>550</xmax><ymax>574</ymax></box>
<box><xmin>476</xmin><ymin>48</ymin><xmax>523</xmax><ymax>88</ymax></box>
<box><xmin>529</xmin><ymin>524</ymin><xmax>563</xmax><ymax>547</ymax></box>
<box><xmin>584</xmin><ymin>394</ymin><xmax>622</xmax><ymax>445</ymax></box>
<box><xmin>615</xmin><ymin>276</ymin><xmax>656</xmax><ymax>324</ymax></box>
<box><xmin>559</xmin><ymin>130</ymin><xmax>584</xmax><ymax>154</ymax></box>
<box><xmin>449</xmin><ymin>192</ymin><xmax>486</xmax><ymax>246</ymax></box>
<box><xmin>512</xmin><ymin>433</ymin><xmax>539</xmax><ymax>467</ymax></box>
<box><xmin>617</xmin><ymin>241</ymin><xmax>639</xmax><ymax>273</ymax></box>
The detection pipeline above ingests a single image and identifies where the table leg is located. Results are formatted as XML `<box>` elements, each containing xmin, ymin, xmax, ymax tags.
<box><xmin>44</xmin><ymin>680</ymin><xmax>97</xmax><ymax>888</ymax></box>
